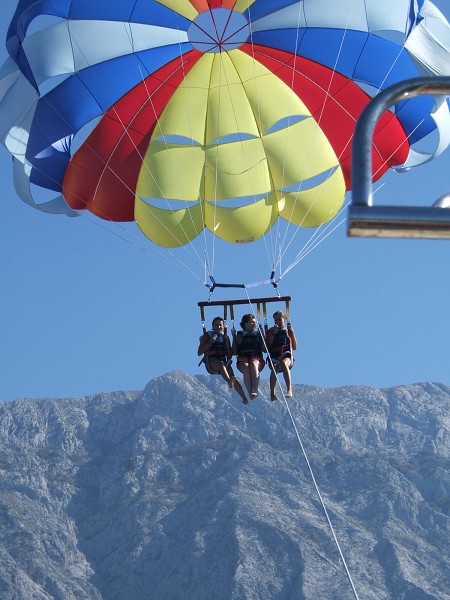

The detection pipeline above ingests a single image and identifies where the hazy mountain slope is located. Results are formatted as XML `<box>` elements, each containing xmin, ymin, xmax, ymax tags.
<box><xmin>0</xmin><ymin>373</ymin><xmax>449</xmax><ymax>599</ymax></box>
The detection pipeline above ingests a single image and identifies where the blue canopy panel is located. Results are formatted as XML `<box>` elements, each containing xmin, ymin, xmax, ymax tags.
<box><xmin>26</xmin><ymin>42</ymin><xmax>193</xmax><ymax>189</ymax></box>
<box><xmin>251</xmin><ymin>27</ymin><xmax>437</xmax><ymax>143</ymax></box>
<box><xmin>245</xmin><ymin>0</ymin><xmax>424</xmax><ymax>30</ymax></box>
<box><xmin>67</xmin><ymin>0</ymin><xmax>191</xmax><ymax>26</ymax></box>
<box><xmin>6</xmin><ymin>0</ymin><xmax>190</xmax><ymax>89</ymax></box>
<box><xmin>408</xmin><ymin>0</ymin><xmax>425</xmax><ymax>35</ymax></box>
<box><xmin>244</xmin><ymin>0</ymin><xmax>298</xmax><ymax>22</ymax></box>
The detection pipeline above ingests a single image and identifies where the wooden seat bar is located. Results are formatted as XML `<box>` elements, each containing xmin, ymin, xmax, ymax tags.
<box><xmin>198</xmin><ymin>296</ymin><xmax>291</xmax><ymax>308</ymax></box>
<box><xmin>198</xmin><ymin>296</ymin><xmax>291</xmax><ymax>332</ymax></box>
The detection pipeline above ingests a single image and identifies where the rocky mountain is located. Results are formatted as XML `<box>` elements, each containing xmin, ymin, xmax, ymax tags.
<box><xmin>0</xmin><ymin>372</ymin><xmax>449</xmax><ymax>599</ymax></box>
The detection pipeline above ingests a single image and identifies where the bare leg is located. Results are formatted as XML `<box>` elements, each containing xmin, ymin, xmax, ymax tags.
<box><xmin>249</xmin><ymin>359</ymin><xmax>260</xmax><ymax>398</ymax></box>
<box><xmin>233</xmin><ymin>379</ymin><xmax>248</xmax><ymax>404</ymax></box>
<box><xmin>269</xmin><ymin>369</ymin><xmax>278</xmax><ymax>401</ymax></box>
<box><xmin>281</xmin><ymin>358</ymin><xmax>293</xmax><ymax>397</ymax></box>
<box><xmin>210</xmin><ymin>359</ymin><xmax>248</xmax><ymax>404</ymax></box>
<box><xmin>237</xmin><ymin>361</ymin><xmax>254</xmax><ymax>398</ymax></box>
<box><xmin>208</xmin><ymin>358</ymin><xmax>233</xmax><ymax>387</ymax></box>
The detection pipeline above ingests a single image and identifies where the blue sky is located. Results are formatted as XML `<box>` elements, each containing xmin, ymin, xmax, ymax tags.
<box><xmin>1</xmin><ymin>2</ymin><xmax>449</xmax><ymax>401</ymax></box>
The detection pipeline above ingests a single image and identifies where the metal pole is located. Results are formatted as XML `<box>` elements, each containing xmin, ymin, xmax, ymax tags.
<box><xmin>352</xmin><ymin>77</ymin><xmax>450</xmax><ymax>208</ymax></box>
<box><xmin>349</xmin><ymin>77</ymin><xmax>450</xmax><ymax>238</ymax></box>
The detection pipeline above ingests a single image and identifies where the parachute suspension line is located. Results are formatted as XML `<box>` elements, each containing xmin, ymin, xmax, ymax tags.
<box><xmin>228</xmin><ymin>24</ymin><xmax>283</xmax><ymax>276</ymax></box>
<box><xmin>261</xmin><ymin>0</ymin><xmax>409</xmax><ymax>283</ymax></box>
<box><xmin>281</xmin><ymin>172</ymin><xmax>396</xmax><ymax>277</ymax></box>
<box><xmin>280</xmin><ymin>194</ymin><xmax>351</xmax><ymax>264</ymax></box>
<box><xmin>277</xmin><ymin>83</ymin><xmax>420</xmax><ymax>278</ymax></box>
<box><xmin>14</xmin><ymin>95</ymin><xmax>206</xmax><ymax>283</ymax></box>
<box><xmin>226</xmin><ymin>54</ymin><xmax>274</xmax><ymax>271</ymax></box>
<box><xmin>87</xmin><ymin>24</ymin><xmax>214</xmax><ymax>279</ymax></box>
<box><xmin>275</xmin><ymin>0</ymin><xmax>357</xmax><ymax>268</ymax></box>
<box><xmin>280</xmin><ymin>178</ymin><xmax>389</xmax><ymax>278</ymax></box>
<box><xmin>364</xmin><ymin>27</ymin><xmax>426</xmax><ymax>182</ymax></box>
<box><xmin>280</xmin><ymin>202</ymin><xmax>351</xmax><ymax>279</ymax></box>
<box><xmin>269</xmin><ymin>0</ymin><xmax>306</xmax><ymax>271</ymax></box>
<box><xmin>207</xmin><ymin>51</ymin><xmax>229</xmax><ymax>280</ymax></box>
<box><xmin>8</xmin><ymin>119</ymin><xmax>206</xmax><ymax>284</ymax></box>
<box><xmin>350</xmin><ymin>8</ymin><xmax>432</xmax><ymax>186</ymax></box>
<box><xmin>262</xmin><ymin>0</ymin><xmax>365</xmax><ymax>281</ymax></box>
<box><xmin>35</xmin><ymin>20</ymin><xmax>210</xmax><ymax>281</ymax></box>
<box><xmin>241</xmin><ymin>287</ymin><xmax>362</xmax><ymax>600</ymax></box>
<box><xmin>12</xmin><ymin>14</ymin><xmax>207</xmax><ymax>284</ymax></box>
<box><xmin>174</xmin><ymin>39</ymin><xmax>215</xmax><ymax>283</ymax></box>
<box><xmin>79</xmin><ymin>210</ymin><xmax>206</xmax><ymax>284</ymax></box>
<box><xmin>72</xmin><ymin>19</ymin><xmax>213</xmax><ymax>273</ymax></box>
<box><xmin>134</xmin><ymin>58</ymin><xmax>212</xmax><ymax>269</ymax></box>
<box><xmin>372</xmin><ymin>117</ymin><xmax>426</xmax><ymax>181</ymax></box>
<box><xmin>281</xmin><ymin>161</ymin><xmax>398</xmax><ymax>275</ymax></box>
<box><xmin>238</xmin><ymin>49</ymin><xmax>346</xmax><ymax>281</ymax></box>
<box><xmin>375</xmin><ymin>34</ymin><xmax>411</xmax><ymax>96</ymax></box>
<box><xmin>32</xmin><ymin>18</ymin><xmax>323</xmax><ymax>286</ymax></box>
<box><xmin>245</xmin><ymin>10</ymin><xmax>285</xmax><ymax>275</ymax></box>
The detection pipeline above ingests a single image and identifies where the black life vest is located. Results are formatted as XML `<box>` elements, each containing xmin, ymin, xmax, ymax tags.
<box><xmin>270</xmin><ymin>327</ymin><xmax>291</xmax><ymax>358</ymax></box>
<box><xmin>205</xmin><ymin>331</ymin><xmax>228</xmax><ymax>359</ymax></box>
<box><xmin>237</xmin><ymin>331</ymin><xmax>263</xmax><ymax>358</ymax></box>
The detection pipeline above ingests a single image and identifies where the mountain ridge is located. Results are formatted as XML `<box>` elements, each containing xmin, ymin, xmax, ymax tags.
<box><xmin>0</xmin><ymin>372</ymin><xmax>449</xmax><ymax>599</ymax></box>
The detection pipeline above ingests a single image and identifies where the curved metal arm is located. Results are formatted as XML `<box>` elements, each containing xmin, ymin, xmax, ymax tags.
<box><xmin>348</xmin><ymin>77</ymin><xmax>450</xmax><ymax>238</ymax></box>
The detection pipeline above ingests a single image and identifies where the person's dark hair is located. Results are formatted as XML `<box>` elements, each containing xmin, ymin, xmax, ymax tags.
<box><xmin>212</xmin><ymin>316</ymin><xmax>224</xmax><ymax>327</ymax></box>
<box><xmin>240</xmin><ymin>313</ymin><xmax>255</xmax><ymax>330</ymax></box>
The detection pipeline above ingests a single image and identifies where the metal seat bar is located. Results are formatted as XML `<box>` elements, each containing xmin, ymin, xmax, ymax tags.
<box><xmin>348</xmin><ymin>77</ymin><xmax>450</xmax><ymax>239</ymax></box>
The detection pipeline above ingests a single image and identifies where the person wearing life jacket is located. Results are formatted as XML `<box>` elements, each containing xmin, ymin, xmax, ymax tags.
<box><xmin>233</xmin><ymin>313</ymin><xmax>265</xmax><ymax>400</ymax></box>
<box><xmin>198</xmin><ymin>316</ymin><xmax>248</xmax><ymax>404</ymax></box>
<box><xmin>267</xmin><ymin>310</ymin><xmax>298</xmax><ymax>401</ymax></box>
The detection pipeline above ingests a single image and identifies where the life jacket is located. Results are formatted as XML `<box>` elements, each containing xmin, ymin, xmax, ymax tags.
<box><xmin>269</xmin><ymin>327</ymin><xmax>291</xmax><ymax>359</ymax></box>
<box><xmin>237</xmin><ymin>331</ymin><xmax>263</xmax><ymax>359</ymax></box>
<box><xmin>205</xmin><ymin>331</ymin><xmax>228</xmax><ymax>359</ymax></box>
<box><xmin>199</xmin><ymin>331</ymin><xmax>231</xmax><ymax>375</ymax></box>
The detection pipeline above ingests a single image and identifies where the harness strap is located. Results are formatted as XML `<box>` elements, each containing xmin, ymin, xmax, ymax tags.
<box><xmin>270</xmin><ymin>344</ymin><xmax>291</xmax><ymax>355</ymax></box>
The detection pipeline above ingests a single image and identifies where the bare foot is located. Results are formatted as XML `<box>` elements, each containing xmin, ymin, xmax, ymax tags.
<box><xmin>228</xmin><ymin>376</ymin><xmax>237</xmax><ymax>389</ymax></box>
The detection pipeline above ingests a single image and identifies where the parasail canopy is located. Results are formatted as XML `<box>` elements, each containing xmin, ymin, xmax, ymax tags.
<box><xmin>1</xmin><ymin>0</ymin><xmax>449</xmax><ymax>251</ymax></box>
